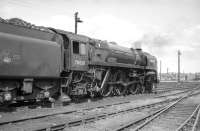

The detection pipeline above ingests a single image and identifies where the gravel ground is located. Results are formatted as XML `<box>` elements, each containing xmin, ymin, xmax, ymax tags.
<box><xmin>65</xmin><ymin>112</ymin><xmax>147</xmax><ymax>131</ymax></box>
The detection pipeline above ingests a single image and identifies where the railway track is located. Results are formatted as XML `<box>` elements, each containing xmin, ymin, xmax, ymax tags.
<box><xmin>0</xmin><ymin>84</ymin><xmax>199</xmax><ymax>131</ymax></box>
<box><xmin>0</xmin><ymin>94</ymin><xmax>182</xmax><ymax>131</ymax></box>
<box><xmin>65</xmin><ymin>90</ymin><xmax>199</xmax><ymax>131</ymax></box>
<box><xmin>154</xmin><ymin>84</ymin><xmax>200</xmax><ymax>99</ymax></box>
<box><xmin>112</xmin><ymin>90</ymin><xmax>200</xmax><ymax>131</ymax></box>
<box><xmin>156</xmin><ymin>82</ymin><xmax>200</xmax><ymax>93</ymax></box>
<box><xmin>156</xmin><ymin>86</ymin><xmax>197</xmax><ymax>94</ymax></box>
<box><xmin>155</xmin><ymin>88</ymin><xmax>196</xmax><ymax>98</ymax></box>
<box><xmin>176</xmin><ymin>104</ymin><xmax>200</xmax><ymax>131</ymax></box>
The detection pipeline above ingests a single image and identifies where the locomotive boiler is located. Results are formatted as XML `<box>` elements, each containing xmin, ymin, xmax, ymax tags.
<box><xmin>0</xmin><ymin>18</ymin><xmax>158</xmax><ymax>104</ymax></box>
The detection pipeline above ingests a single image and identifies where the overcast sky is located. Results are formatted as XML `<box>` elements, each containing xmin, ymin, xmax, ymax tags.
<box><xmin>1</xmin><ymin>0</ymin><xmax>200</xmax><ymax>73</ymax></box>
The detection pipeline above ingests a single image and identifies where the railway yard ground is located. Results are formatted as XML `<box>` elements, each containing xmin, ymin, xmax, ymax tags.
<box><xmin>0</xmin><ymin>81</ymin><xmax>200</xmax><ymax>131</ymax></box>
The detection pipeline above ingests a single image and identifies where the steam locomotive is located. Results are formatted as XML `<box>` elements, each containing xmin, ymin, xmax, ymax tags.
<box><xmin>0</xmin><ymin>18</ymin><xmax>158</xmax><ymax>104</ymax></box>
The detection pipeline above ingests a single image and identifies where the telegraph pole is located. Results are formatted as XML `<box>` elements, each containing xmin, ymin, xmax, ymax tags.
<box><xmin>74</xmin><ymin>12</ymin><xmax>83</xmax><ymax>34</ymax></box>
<box><xmin>160</xmin><ymin>60</ymin><xmax>162</xmax><ymax>81</ymax></box>
<box><xmin>178</xmin><ymin>50</ymin><xmax>181</xmax><ymax>83</ymax></box>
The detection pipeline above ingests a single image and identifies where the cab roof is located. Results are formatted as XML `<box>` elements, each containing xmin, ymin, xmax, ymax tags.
<box><xmin>54</xmin><ymin>29</ymin><xmax>90</xmax><ymax>43</ymax></box>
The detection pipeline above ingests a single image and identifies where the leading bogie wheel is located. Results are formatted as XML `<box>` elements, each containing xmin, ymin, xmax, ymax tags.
<box><xmin>129</xmin><ymin>83</ymin><xmax>138</xmax><ymax>95</ymax></box>
<box><xmin>136</xmin><ymin>83</ymin><xmax>145</xmax><ymax>94</ymax></box>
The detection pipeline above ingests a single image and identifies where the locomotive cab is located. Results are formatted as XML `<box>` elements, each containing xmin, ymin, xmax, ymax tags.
<box><xmin>55</xmin><ymin>30</ymin><xmax>89</xmax><ymax>71</ymax></box>
<box><xmin>54</xmin><ymin>30</ymin><xmax>91</xmax><ymax>97</ymax></box>
<box><xmin>71</xmin><ymin>40</ymin><xmax>88</xmax><ymax>70</ymax></box>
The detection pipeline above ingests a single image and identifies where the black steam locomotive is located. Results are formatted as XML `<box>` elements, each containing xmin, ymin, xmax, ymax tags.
<box><xmin>0</xmin><ymin>18</ymin><xmax>158</xmax><ymax>104</ymax></box>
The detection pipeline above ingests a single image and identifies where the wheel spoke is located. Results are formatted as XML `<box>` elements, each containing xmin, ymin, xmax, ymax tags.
<box><xmin>101</xmin><ymin>85</ymin><xmax>113</xmax><ymax>97</ymax></box>
<box><xmin>129</xmin><ymin>84</ymin><xmax>138</xmax><ymax>95</ymax></box>
<box><xmin>114</xmin><ymin>86</ymin><xmax>124</xmax><ymax>96</ymax></box>
<box><xmin>135</xmin><ymin>83</ymin><xmax>144</xmax><ymax>94</ymax></box>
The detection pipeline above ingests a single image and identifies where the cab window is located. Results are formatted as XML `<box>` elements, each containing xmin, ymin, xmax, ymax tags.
<box><xmin>73</xmin><ymin>41</ymin><xmax>79</xmax><ymax>54</ymax></box>
<box><xmin>72</xmin><ymin>41</ymin><xmax>86</xmax><ymax>55</ymax></box>
<box><xmin>80</xmin><ymin>43</ymin><xmax>86</xmax><ymax>55</ymax></box>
